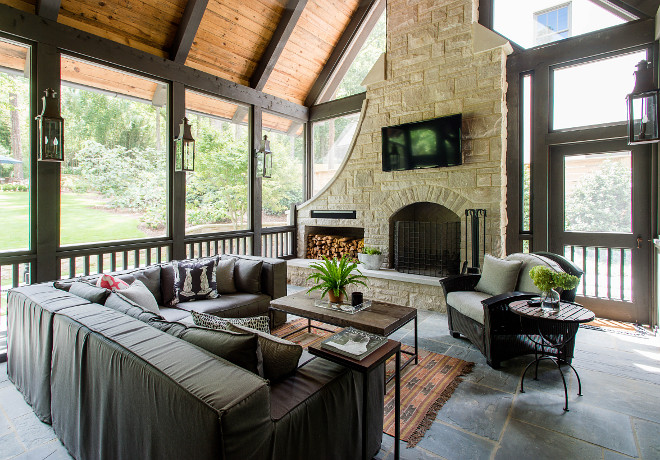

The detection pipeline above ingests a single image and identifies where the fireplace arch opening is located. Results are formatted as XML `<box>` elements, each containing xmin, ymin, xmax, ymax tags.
<box><xmin>388</xmin><ymin>202</ymin><xmax>461</xmax><ymax>276</ymax></box>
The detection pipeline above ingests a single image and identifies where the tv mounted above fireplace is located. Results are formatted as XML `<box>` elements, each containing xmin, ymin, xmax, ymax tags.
<box><xmin>381</xmin><ymin>113</ymin><xmax>462</xmax><ymax>171</ymax></box>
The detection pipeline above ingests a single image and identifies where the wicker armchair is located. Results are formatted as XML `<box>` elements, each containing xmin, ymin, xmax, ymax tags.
<box><xmin>439</xmin><ymin>252</ymin><xmax>583</xmax><ymax>369</ymax></box>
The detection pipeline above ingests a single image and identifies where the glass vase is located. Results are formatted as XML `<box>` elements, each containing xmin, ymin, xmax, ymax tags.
<box><xmin>540</xmin><ymin>288</ymin><xmax>560</xmax><ymax>310</ymax></box>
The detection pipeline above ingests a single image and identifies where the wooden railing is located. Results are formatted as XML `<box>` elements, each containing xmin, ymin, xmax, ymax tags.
<box><xmin>185</xmin><ymin>232</ymin><xmax>253</xmax><ymax>259</ymax></box>
<box><xmin>57</xmin><ymin>239</ymin><xmax>173</xmax><ymax>279</ymax></box>
<box><xmin>261</xmin><ymin>226</ymin><xmax>296</xmax><ymax>258</ymax></box>
<box><xmin>0</xmin><ymin>253</ymin><xmax>36</xmax><ymax>359</ymax></box>
<box><xmin>564</xmin><ymin>245</ymin><xmax>631</xmax><ymax>301</ymax></box>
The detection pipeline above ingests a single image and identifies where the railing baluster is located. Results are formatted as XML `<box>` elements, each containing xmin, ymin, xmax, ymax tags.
<box><xmin>620</xmin><ymin>248</ymin><xmax>625</xmax><ymax>300</ymax></box>
<box><xmin>122</xmin><ymin>251</ymin><xmax>128</xmax><ymax>270</ymax></box>
<box><xmin>98</xmin><ymin>254</ymin><xmax>103</xmax><ymax>274</ymax></box>
<box><xmin>607</xmin><ymin>247</ymin><xmax>612</xmax><ymax>300</ymax></box>
<box><xmin>111</xmin><ymin>252</ymin><xmax>117</xmax><ymax>271</ymax></box>
<box><xmin>133</xmin><ymin>249</ymin><xmax>139</xmax><ymax>268</ymax></box>
<box><xmin>84</xmin><ymin>255</ymin><xmax>90</xmax><ymax>276</ymax></box>
<box><xmin>69</xmin><ymin>257</ymin><xmax>76</xmax><ymax>278</ymax></box>
<box><xmin>582</xmin><ymin>246</ymin><xmax>587</xmax><ymax>297</ymax></box>
<box><xmin>146</xmin><ymin>248</ymin><xmax>151</xmax><ymax>266</ymax></box>
<box><xmin>594</xmin><ymin>247</ymin><xmax>599</xmax><ymax>298</ymax></box>
<box><xmin>12</xmin><ymin>263</ymin><xmax>19</xmax><ymax>288</ymax></box>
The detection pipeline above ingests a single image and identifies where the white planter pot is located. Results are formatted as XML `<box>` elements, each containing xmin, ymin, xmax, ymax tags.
<box><xmin>358</xmin><ymin>253</ymin><xmax>384</xmax><ymax>270</ymax></box>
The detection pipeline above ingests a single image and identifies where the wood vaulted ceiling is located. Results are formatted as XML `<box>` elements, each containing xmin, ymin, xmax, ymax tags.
<box><xmin>0</xmin><ymin>0</ymin><xmax>364</xmax><ymax>107</ymax></box>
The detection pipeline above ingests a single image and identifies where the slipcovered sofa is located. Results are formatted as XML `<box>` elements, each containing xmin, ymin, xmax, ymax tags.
<box><xmin>52</xmin><ymin>254</ymin><xmax>288</xmax><ymax>328</ymax></box>
<box><xmin>440</xmin><ymin>252</ymin><xmax>583</xmax><ymax>368</ymax></box>
<box><xmin>7</xmin><ymin>270</ymin><xmax>385</xmax><ymax>459</ymax></box>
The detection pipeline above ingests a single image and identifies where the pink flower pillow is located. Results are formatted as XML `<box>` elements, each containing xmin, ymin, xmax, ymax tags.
<box><xmin>96</xmin><ymin>274</ymin><xmax>129</xmax><ymax>291</ymax></box>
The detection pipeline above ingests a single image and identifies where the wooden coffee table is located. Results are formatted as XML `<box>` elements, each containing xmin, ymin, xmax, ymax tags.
<box><xmin>270</xmin><ymin>292</ymin><xmax>418</xmax><ymax>373</ymax></box>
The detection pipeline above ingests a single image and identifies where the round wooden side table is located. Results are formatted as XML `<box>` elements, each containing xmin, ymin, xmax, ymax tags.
<box><xmin>509</xmin><ymin>299</ymin><xmax>595</xmax><ymax>411</ymax></box>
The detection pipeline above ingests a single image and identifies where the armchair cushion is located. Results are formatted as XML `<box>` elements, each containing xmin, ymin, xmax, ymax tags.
<box><xmin>505</xmin><ymin>253</ymin><xmax>565</xmax><ymax>294</ymax></box>
<box><xmin>474</xmin><ymin>255</ymin><xmax>523</xmax><ymax>296</ymax></box>
<box><xmin>446</xmin><ymin>291</ymin><xmax>491</xmax><ymax>324</ymax></box>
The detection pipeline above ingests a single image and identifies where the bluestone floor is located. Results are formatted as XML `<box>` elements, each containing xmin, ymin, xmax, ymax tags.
<box><xmin>1</xmin><ymin>307</ymin><xmax>659</xmax><ymax>459</ymax></box>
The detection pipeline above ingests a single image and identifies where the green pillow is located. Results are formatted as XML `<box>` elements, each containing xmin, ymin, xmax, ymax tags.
<box><xmin>69</xmin><ymin>281</ymin><xmax>110</xmax><ymax>304</ymax></box>
<box><xmin>179</xmin><ymin>327</ymin><xmax>260</xmax><ymax>375</ymax></box>
<box><xmin>474</xmin><ymin>254</ymin><xmax>523</xmax><ymax>296</ymax></box>
<box><xmin>227</xmin><ymin>323</ymin><xmax>302</xmax><ymax>381</ymax></box>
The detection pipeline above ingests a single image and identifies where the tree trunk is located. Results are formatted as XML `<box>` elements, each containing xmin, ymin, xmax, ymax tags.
<box><xmin>9</xmin><ymin>92</ymin><xmax>23</xmax><ymax>179</ymax></box>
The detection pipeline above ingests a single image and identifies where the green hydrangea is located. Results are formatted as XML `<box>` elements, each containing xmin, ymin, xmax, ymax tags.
<box><xmin>529</xmin><ymin>266</ymin><xmax>579</xmax><ymax>292</ymax></box>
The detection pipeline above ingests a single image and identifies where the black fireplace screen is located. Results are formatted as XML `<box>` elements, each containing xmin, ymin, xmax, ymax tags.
<box><xmin>394</xmin><ymin>221</ymin><xmax>461</xmax><ymax>277</ymax></box>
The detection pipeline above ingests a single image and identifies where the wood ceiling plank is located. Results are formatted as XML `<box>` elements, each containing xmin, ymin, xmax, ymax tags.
<box><xmin>0</xmin><ymin>0</ymin><xmax>35</xmax><ymax>14</ymax></box>
<box><xmin>0</xmin><ymin>40</ymin><xmax>28</xmax><ymax>71</ymax></box>
<box><xmin>184</xmin><ymin>55</ymin><xmax>249</xmax><ymax>86</ymax></box>
<box><xmin>185</xmin><ymin>90</ymin><xmax>241</xmax><ymax>120</ymax></box>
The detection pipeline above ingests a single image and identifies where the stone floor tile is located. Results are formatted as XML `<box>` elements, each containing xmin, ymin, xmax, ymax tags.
<box><xmin>461</xmin><ymin>362</ymin><xmax>523</xmax><ymax>394</ymax></box>
<box><xmin>434</xmin><ymin>381</ymin><xmax>514</xmax><ymax>441</ymax></box>
<box><xmin>510</xmin><ymin>391</ymin><xmax>637</xmax><ymax>456</ymax></box>
<box><xmin>401</xmin><ymin>336</ymin><xmax>450</xmax><ymax>355</ymax></box>
<box><xmin>0</xmin><ymin>413</ymin><xmax>11</xmax><ymax>438</ymax></box>
<box><xmin>383</xmin><ymin>445</ymin><xmax>443</xmax><ymax>460</ymax></box>
<box><xmin>632</xmin><ymin>418</ymin><xmax>660</xmax><ymax>460</ymax></box>
<box><xmin>0</xmin><ymin>386</ymin><xmax>32</xmax><ymax>420</ymax></box>
<box><xmin>603</xmin><ymin>450</ymin><xmax>637</xmax><ymax>460</ymax></box>
<box><xmin>11</xmin><ymin>440</ymin><xmax>72</xmax><ymax>460</ymax></box>
<box><xmin>417</xmin><ymin>421</ymin><xmax>495</xmax><ymax>460</ymax></box>
<box><xmin>495</xmin><ymin>419</ymin><xmax>603</xmax><ymax>460</ymax></box>
<box><xmin>0</xmin><ymin>433</ymin><xmax>25</xmax><ymax>460</ymax></box>
<box><xmin>13</xmin><ymin>413</ymin><xmax>57</xmax><ymax>450</ymax></box>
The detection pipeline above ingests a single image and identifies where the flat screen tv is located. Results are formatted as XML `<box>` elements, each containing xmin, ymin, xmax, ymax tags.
<box><xmin>381</xmin><ymin>113</ymin><xmax>462</xmax><ymax>171</ymax></box>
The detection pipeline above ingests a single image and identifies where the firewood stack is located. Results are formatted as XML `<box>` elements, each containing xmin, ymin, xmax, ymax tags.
<box><xmin>306</xmin><ymin>234</ymin><xmax>364</xmax><ymax>260</ymax></box>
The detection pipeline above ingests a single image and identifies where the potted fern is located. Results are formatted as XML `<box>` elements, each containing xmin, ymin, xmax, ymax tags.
<box><xmin>306</xmin><ymin>255</ymin><xmax>368</xmax><ymax>303</ymax></box>
<box><xmin>358</xmin><ymin>247</ymin><xmax>384</xmax><ymax>270</ymax></box>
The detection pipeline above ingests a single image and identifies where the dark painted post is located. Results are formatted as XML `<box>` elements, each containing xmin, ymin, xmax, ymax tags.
<box><xmin>34</xmin><ymin>43</ymin><xmax>60</xmax><ymax>282</ymax></box>
<box><xmin>170</xmin><ymin>82</ymin><xmax>186</xmax><ymax>260</ymax></box>
<box><xmin>251</xmin><ymin>106</ymin><xmax>263</xmax><ymax>257</ymax></box>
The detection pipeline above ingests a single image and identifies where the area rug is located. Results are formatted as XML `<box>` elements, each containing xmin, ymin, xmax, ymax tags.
<box><xmin>582</xmin><ymin>317</ymin><xmax>655</xmax><ymax>337</ymax></box>
<box><xmin>272</xmin><ymin>319</ymin><xmax>473</xmax><ymax>447</ymax></box>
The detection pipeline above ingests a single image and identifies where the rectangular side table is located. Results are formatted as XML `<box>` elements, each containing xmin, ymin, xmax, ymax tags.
<box><xmin>308</xmin><ymin>339</ymin><xmax>401</xmax><ymax>460</ymax></box>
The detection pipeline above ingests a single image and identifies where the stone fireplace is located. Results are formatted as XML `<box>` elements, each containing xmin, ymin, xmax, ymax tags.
<box><xmin>288</xmin><ymin>0</ymin><xmax>511</xmax><ymax>311</ymax></box>
<box><xmin>304</xmin><ymin>226</ymin><xmax>364</xmax><ymax>260</ymax></box>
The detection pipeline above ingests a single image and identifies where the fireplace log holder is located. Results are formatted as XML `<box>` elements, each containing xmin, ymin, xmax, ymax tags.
<box><xmin>463</xmin><ymin>209</ymin><xmax>487</xmax><ymax>274</ymax></box>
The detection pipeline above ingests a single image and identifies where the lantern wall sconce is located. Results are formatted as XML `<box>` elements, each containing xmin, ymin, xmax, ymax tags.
<box><xmin>255</xmin><ymin>134</ymin><xmax>272</xmax><ymax>178</ymax></box>
<box><xmin>626</xmin><ymin>59</ymin><xmax>659</xmax><ymax>145</ymax></box>
<box><xmin>36</xmin><ymin>89</ymin><xmax>64</xmax><ymax>162</ymax></box>
<box><xmin>174</xmin><ymin>117</ymin><xmax>195</xmax><ymax>171</ymax></box>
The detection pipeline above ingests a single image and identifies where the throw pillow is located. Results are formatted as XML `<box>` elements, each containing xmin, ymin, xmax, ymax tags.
<box><xmin>227</xmin><ymin>323</ymin><xmax>302</xmax><ymax>381</ymax></box>
<box><xmin>132</xmin><ymin>266</ymin><xmax>162</xmax><ymax>305</ymax></box>
<box><xmin>161</xmin><ymin>264</ymin><xmax>176</xmax><ymax>307</ymax></box>
<box><xmin>232</xmin><ymin>258</ymin><xmax>263</xmax><ymax>294</ymax></box>
<box><xmin>191</xmin><ymin>310</ymin><xmax>270</xmax><ymax>334</ymax></box>
<box><xmin>216</xmin><ymin>258</ymin><xmax>237</xmax><ymax>294</ymax></box>
<box><xmin>170</xmin><ymin>258</ymin><xmax>219</xmax><ymax>306</ymax></box>
<box><xmin>119</xmin><ymin>280</ymin><xmax>160</xmax><ymax>314</ymax></box>
<box><xmin>105</xmin><ymin>292</ymin><xmax>163</xmax><ymax>324</ymax></box>
<box><xmin>178</xmin><ymin>327</ymin><xmax>260</xmax><ymax>375</ymax></box>
<box><xmin>475</xmin><ymin>254</ymin><xmax>523</xmax><ymax>296</ymax></box>
<box><xmin>69</xmin><ymin>281</ymin><xmax>111</xmax><ymax>304</ymax></box>
<box><xmin>96</xmin><ymin>274</ymin><xmax>130</xmax><ymax>291</ymax></box>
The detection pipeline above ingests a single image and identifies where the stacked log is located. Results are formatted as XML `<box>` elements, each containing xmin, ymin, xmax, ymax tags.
<box><xmin>306</xmin><ymin>234</ymin><xmax>364</xmax><ymax>260</ymax></box>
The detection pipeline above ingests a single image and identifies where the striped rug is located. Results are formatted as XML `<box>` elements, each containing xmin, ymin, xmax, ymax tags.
<box><xmin>582</xmin><ymin>317</ymin><xmax>655</xmax><ymax>337</ymax></box>
<box><xmin>272</xmin><ymin>319</ymin><xmax>473</xmax><ymax>447</ymax></box>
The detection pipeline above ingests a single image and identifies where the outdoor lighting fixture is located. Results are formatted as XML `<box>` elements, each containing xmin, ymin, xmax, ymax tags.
<box><xmin>174</xmin><ymin>117</ymin><xmax>195</xmax><ymax>171</ymax></box>
<box><xmin>35</xmin><ymin>89</ymin><xmax>64</xmax><ymax>162</ymax></box>
<box><xmin>255</xmin><ymin>134</ymin><xmax>272</xmax><ymax>178</ymax></box>
<box><xmin>626</xmin><ymin>59</ymin><xmax>659</xmax><ymax>145</ymax></box>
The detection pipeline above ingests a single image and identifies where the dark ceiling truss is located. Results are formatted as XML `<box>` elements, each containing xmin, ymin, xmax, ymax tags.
<box><xmin>35</xmin><ymin>0</ymin><xmax>60</xmax><ymax>21</ymax></box>
<box><xmin>170</xmin><ymin>0</ymin><xmax>210</xmax><ymax>64</ymax></box>
<box><xmin>250</xmin><ymin>0</ymin><xmax>308</xmax><ymax>91</ymax></box>
<box><xmin>304</xmin><ymin>0</ymin><xmax>380</xmax><ymax>107</ymax></box>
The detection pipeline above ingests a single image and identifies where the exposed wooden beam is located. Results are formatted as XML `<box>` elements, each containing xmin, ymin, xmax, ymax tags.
<box><xmin>304</xmin><ymin>0</ymin><xmax>379</xmax><ymax>107</ymax></box>
<box><xmin>0</xmin><ymin>4</ymin><xmax>308</xmax><ymax>121</ymax></box>
<box><xmin>170</xmin><ymin>0</ymin><xmax>210</xmax><ymax>64</ymax></box>
<box><xmin>232</xmin><ymin>105</ymin><xmax>249</xmax><ymax>124</ymax></box>
<box><xmin>606</xmin><ymin>0</ymin><xmax>657</xmax><ymax>18</ymax></box>
<box><xmin>309</xmin><ymin>92</ymin><xmax>365</xmax><ymax>122</ymax></box>
<box><xmin>250</xmin><ymin>0</ymin><xmax>307</xmax><ymax>91</ymax></box>
<box><xmin>35</xmin><ymin>0</ymin><xmax>60</xmax><ymax>21</ymax></box>
<box><xmin>315</xmin><ymin>0</ymin><xmax>385</xmax><ymax>104</ymax></box>
<box><xmin>590</xmin><ymin>0</ymin><xmax>647</xmax><ymax>19</ymax></box>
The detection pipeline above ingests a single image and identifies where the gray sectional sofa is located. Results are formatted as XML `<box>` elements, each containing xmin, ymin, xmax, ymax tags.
<box><xmin>7</xmin><ymin>255</ymin><xmax>385</xmax><ymax>460</ymax></box>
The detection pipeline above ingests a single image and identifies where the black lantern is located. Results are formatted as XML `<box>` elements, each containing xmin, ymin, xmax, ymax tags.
<box><xmin>35</xmin><ymin>89</ymin><xmax>64</xmax><ymax>162</ymax></box>
<box><xmin>256</xmin><ymin>134</ymin><xmax>272</xmax><ymax>178</ymax></box>
<box><xmin>626</xmin><ymin>60</ymin><xmax>659</xmax><ymax>144</ymax></box>
<box><xmin>174</xmin><ymin>117</ymin><xmax>195</xmax><ymax>171</ymax></box>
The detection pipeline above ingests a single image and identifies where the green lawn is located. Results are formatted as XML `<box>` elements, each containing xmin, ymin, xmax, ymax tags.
<box><xmin>0</xmin><ymin>191</ymin><xmax>147</xmax><ymax>251</ymax></box>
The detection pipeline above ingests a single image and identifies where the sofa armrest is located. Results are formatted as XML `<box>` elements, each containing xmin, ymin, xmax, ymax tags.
<box><xmin>481</xmin><ymin>291</ymin><xmax>538</xmax><ymax>309</ymax></box>
<box><xmin>439</xmin><ymin>274</ymin><xmax>480</xmax><ymax>297</ymax></box>
<box><xmin>223</xmin><ymin>254</ymin><xmax>287</xmax><ymax>300</ymax></box>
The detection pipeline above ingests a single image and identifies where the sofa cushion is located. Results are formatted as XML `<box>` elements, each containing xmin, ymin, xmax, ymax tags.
<box><xmin>69</xmin><ymin>281</ymin><xmax>110</xmax><ymax>304</ymax></box>
<box><xmin>171</xmin><ymin>293</ymin><xmax>271</xmax><ymax>317</ymax></box>
<box><xmin>505</xmin><ymin>253</ymin><xmax>565</xmax><ymax>294</ymax></box>
<box><xmin>446</xmin><ymin>291</ymin><xmax>491</xmax><ymax>324</ymax></box>
<box><xmin>150</xmin><ymin>319</ymin><xmax>188</xmax><ymax>337</ymax></box>
<box><xmin>227</xmin><ymin>323</ymin><xmax>302</xmax><ymax>381</ymax></box>
<box><xmin>475</xmin><ymin>254</ymin><xmax>523</xmax><ymax>296</ymax></box>
<box><xmin>178</xmin><ymin>326</ymin><xmax>260</xmax><ymax>375</ymax></box>
<box><xmin>216</xmin><ymin>258</ymin><xmax>237</xmax><ymax>294</ymax></box>
<box><xmin>119</xmin><ymin>280</ymin><xmax>160</xmax><ymax>314</ymax></box>
<box><xmin>105</xmin><ymin>292</ymin><xmax>163</xmax><ymax>323</ymax></box>
<box><xmin>158</xmin><ymin>306</ymin><xmax>191</xmax><ymax>322</ymax></box>
<box><xmin>191</xmin><ymin>310</ymin><xmax>270</xmax><ymax>333</ymax></box>
<box><xmin>132</xmin><ymin>265</ymin><xmax>162</xmax><ymax>305</ymax></box>
<box><xmin>161</xmin><ymin>264</ymin><xmax>176</xmax><ymax>306</ymax></box>
<box><xmin>230</xmin><ymin>257</ymin><xmax>263</xmax><ymax>294</ymax></box>
<box><xmin>170</xmin><ymin>257</ymin><xmax>219</xmax><ymax>306</ymax></box>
